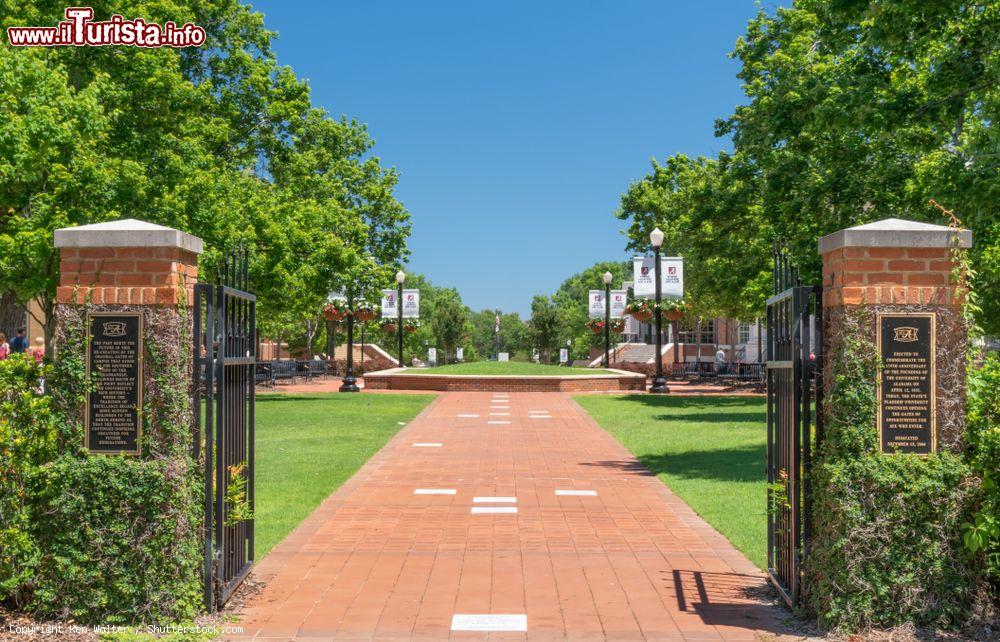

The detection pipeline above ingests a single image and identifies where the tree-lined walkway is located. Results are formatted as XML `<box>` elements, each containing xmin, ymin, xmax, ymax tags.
<box><xmin>228</xmin><ymin>392</ymin><xmax>791</xmax><ymax>640</ymax></box>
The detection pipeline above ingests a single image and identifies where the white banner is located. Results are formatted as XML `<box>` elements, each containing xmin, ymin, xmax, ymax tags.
<box><xmin>632</xmin><ymin>256</ymin><xmax>684</xmax><ymax>299</ymax></box>
<box><xmin>381</xmin><ymin>289</ymin><xmax>397</xmax><ymax>318</ymax></box>
<box><xmin>456</xmin><ymin>347</ymin><xmax>464</xmax><ymax>361</ymax></box>
<box><xmin>588</xmin><ymin>290</ymin><xmax>605</xmax><ymax>319</ymax></box>
<box><xmin>610</xmin><ymin>290</ymin><xmax>627</xmax><ymax>317</ymax></box>
<box><xmin>427</xmin><ymin>347</ymin><xmax>437</xmax><ymax>365</ymax></box>
<box><xmin>402</xmin><ymin>289</ymin><xmax>420</xmax><ymax>318</ymax></box>
<box><xmin>498</xmin><ymin>352</ymin><xmax>509</xmax><ymax>362</ymax></box>
<box><xmin>559</xmin><ymin>348</ymin><xmax>568</xmax><ymax>363</ymax></box>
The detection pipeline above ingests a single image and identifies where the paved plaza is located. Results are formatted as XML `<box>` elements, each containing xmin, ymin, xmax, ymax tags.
<box><xmin>229</xmin><ymin>392</ymin><xmax>790</xmax><ymax>640</ymax></box>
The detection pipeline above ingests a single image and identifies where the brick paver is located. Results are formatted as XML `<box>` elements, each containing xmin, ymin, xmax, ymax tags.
<box><xmin>229</xmin><ymin>392</ymin><xmax>792</xmax><ymax>640</ymax></box>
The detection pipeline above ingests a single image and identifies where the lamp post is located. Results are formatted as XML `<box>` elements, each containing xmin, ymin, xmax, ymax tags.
<box><xmin>396</xmin><ymin>270</ymin><xmax>405</xmax><ymax>368</ymax></box>
<box><xmin>650</xmin><ymin>228</ymin><xmax>669</xmax><ymax>393</ymax></box>
<box><xmin>602</xmin><ymin>271</ymin><xmax>612</xmax><ymax>368</ymax></box>
<box><xmin>339</xmin><ymin>292</ymin><xmax>360</xmax><ymax>392</ymax></box>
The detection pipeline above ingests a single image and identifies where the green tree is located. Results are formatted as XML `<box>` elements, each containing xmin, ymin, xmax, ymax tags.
<box><xmin>528</xmin><ymin>296</ymin><xmax>561</xmax><ymax>363</ymax></box>
<box><xmin>550</xmin><ymin>261</ymin><xmax>632</xmax><ymax>360</ymax></box>
<box><xmin>430</xmin><ymin>288</ymin><xmax>470</xmax><ymax>364</ymax></box>
<box><xmin>0</xmin><ymin>1</ymin><xmax>410</xmax><ymax>349</ymax></box>
<box><xmin>470</xmin><ymin>310</ymin><xmax>528</xmax><ymax>360</ymax></box>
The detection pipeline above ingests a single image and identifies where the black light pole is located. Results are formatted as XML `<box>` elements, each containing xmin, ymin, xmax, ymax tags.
<box><xmin>396</xmin><ymin>270</ymin><xmax>405</xmax><ymax>368</ymax></box>
<box><xmin>340</xmin><ymin>293</ymin><xmax>360</xmax><ymax>392</ymax></box>
<box><xmin>602</xmin><ymin>271</ymin><xmax>612</xmax><ymax>367</ymax></box>
<box><xmin>650</xmin><ymin>227</ymin><xmax>669</xmax><ymax>393</ymax></box>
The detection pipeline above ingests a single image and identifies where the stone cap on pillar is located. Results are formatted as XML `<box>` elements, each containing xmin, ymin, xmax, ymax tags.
<box><xmin>818</xmin><ymin>218</ymin><xmax>971</xmax><ymax>254</ymax></box>
<box><xmin>54</xmin><ymin>219</ymin><xmax>203</xmax><ymax>254</ymax></box>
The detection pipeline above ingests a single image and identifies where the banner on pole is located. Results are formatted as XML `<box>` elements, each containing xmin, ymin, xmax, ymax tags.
<box><xmin>456</xmin><ymin>347</ymin><xmax>464</xmax><ymax>361</ymax></box>
<box><xmin>428</xmin><ymin>347</ymin><xmax>437</xmax><ymax>366</ymax></box>
<box><xmin>381</xmin><ymin>290</ymin><xmax>397</xmax><ymax>318</ymax></box>
<box><xmin>588</xmin><ymin>290</ymin><xmax>605</xmax><ymax>319</ymax></box>
<box><xmin>632</xmin><ymin>256</ymin><xmax>684</xmax><ymax>299</ymax></box>
<box><xmin>402</xmin><ymin>289</ymin><xmax>420</xmax><ymax>318</ymax></box>
<box><xmin>610</xmin><ymin>290</ymin><xmax>627</xmax><ymax>317</ymax></box>
<box><xmin>559</xmin><ymin>348</ymin><xmax>568</xmax><ymax>363</ymax></box>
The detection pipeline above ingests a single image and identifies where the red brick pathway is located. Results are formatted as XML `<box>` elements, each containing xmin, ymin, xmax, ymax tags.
<box><xmin>228</xmin><ymin>392</ymin><xmax>791</xmax><ymax>640</ymax></box>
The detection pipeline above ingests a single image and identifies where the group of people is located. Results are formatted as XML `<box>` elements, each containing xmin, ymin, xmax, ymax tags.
<box><xmin>0</xmin><ymin>327</ymin><xmax>44</xmax><ymax>363</ymax></box>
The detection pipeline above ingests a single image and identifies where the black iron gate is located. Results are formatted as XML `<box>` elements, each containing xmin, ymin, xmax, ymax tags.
<box><xmin>765</xmin><ymin>244</ymin><xmax>822</xmax><ymax>608</ymax></box>
<box><xmin>194</xmin><ymin>249</ymin><xmax>256</xmax><ymax>612</ymax></box>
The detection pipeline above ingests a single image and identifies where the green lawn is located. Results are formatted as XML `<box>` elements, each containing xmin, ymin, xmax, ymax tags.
<box><xmin>254</xmin><ymin>392</ymin><xmax>435</xmax><ymax>556</ymax></box>
<box><xmin>408</xmin><ymin>361</ymin><xmax>610</xmax><ymax>376</ymax></box>
<box><xmin>574</xmin><ymin>394</ymin><xmax>767</xmax><ymax>568</ymax></box>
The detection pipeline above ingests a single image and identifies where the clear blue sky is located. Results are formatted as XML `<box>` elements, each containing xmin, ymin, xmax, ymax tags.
<box><xmin>247</xmin><ymin>1</ymin><xmax>770</xmax><ymax>316</ymax></box>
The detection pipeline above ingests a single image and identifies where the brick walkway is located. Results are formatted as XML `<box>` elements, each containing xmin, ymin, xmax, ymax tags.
<box><xmin>228</xmin><ymin>392</ymin><xmax>792</xmax><ymax>641</ymax></box>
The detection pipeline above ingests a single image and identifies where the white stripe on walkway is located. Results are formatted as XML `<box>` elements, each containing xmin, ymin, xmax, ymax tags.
<box><xmin>473</xmin><ymin>497</ymin><xmax>517</xmax><ymax>503</ymax></box>
<box><xmin>414</xmin><ymin>489</ymin><xmax>456</xmax><ymax>495</ymax></box>
<box><xmin>555</xmin><ymin>489</ymin><xmax>598</xmax><ymax>496</ymax></box>
<box><xmin>451</xmin><ymin>614</ymin><xmax>527</xmax><ymax>632</ymax></box>
<box><xmin>457</xmin><ymin>414</ymin><xmax>479</xmax><ymax>418</ymax></box>
<box><xmin>487</xmin><ymin>420</ymin><xmax>511</xmax><ymax>425</ymax></box>
<box><xmin>412</xmin><ymin>443</ymin><xmax>442</xmax><ymax>447</ymax></box>
<box><xmin>489</xmin><ymin>412</ymin><xmax>510</xmax><ymax>416</ymax></box>
<box><xmin>529</xmin><ymin>415</ymin><xmax>551</xmax><ymax>419</ymax></box>
<box><xmin>470</xmin><ymin>506</ymin><xmax>518</xmax><ymax>514</ymax></box>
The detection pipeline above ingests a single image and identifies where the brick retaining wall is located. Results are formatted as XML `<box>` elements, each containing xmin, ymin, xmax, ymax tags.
<box><xmin>363</xmin><ymin>369</ymin><xmax>646</xmax><ymax>392</ymax></box>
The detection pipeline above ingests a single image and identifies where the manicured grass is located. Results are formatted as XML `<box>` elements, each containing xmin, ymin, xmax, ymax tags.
<box><xmin>254</xmin><ymin>393</ymin><xmax>435</xmax><ymax>556</ymax></box>
<box><xmin>408</xmin><ymin>361</ymin><xmax>610</xmax><ymax>376</ymax></box>
<box><xmin>574</xmin><ymin>394</ymin><xmax>767</xmax><ymax>568</ymax></box>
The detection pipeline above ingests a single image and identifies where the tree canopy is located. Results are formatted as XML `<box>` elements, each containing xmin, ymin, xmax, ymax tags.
<box><xmin>0</xmin><ymin>1</ymin><xmax>410</xmax><ymax>344</ymax></box>
<box><xmin>617</xmin><ymin>0</ymin><xmax>999</xmax><ymax>332</ymax></box>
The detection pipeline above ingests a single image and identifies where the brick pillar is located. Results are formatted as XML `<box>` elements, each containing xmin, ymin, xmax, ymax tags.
<box><xmin>55</xmin><ymin>219</ymin><xmax>200</xmax><ymax>306</ymax></box>
<box><xmin>818</xmin><ymin>217</ymin><xmax>972</xmax><ymax>449</ymax></box>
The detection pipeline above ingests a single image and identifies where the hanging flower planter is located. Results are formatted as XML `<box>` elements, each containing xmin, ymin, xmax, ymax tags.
<box><xmin>625</xmin><ymin>299</ymin><xmax>654</xmax><ymax>322</ymax></box>
<box><xmin>403</xmin><ymin>319</ymin><xmax>420</xmax><ymax>334</ymax></box>
<box><xmin>660</xmin><ymin>299</ymin><xmax>687</xmax><ymax>321</ymax></box>
<box><xmin>323</xmin><ymin>301</ymin><xmax>349</xmax><ymax>321</ymax></box>
<box><xmin>609</xmin><ymin>318</ymin><xmax>626</xmax><ymax>333</ymax></box>
<box><xmin>381</xmin><ymin>322</ymin><xmax>398</xmax><ymax>334</ymax></box>
<box><xmin>354</xmin><ymin>307</ymin><xmax>377</xmax><ymax>322</ymax></box>
<box><xmin>587</xmin><ymin>319</ymin><xmax>606</xmax><ymax>334</ymax></box>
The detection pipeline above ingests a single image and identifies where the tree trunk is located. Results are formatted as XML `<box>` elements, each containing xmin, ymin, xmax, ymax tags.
<box><xmin>0</xmin><ymin>289</ymin><xmax>26</xmax><ymax>339</ymax></box>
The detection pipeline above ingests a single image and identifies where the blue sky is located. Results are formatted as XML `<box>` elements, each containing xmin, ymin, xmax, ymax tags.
<box><xmin>247</xmin><ymin>1</ymin><xmax>769</xmax><ymax>316</ymax></box>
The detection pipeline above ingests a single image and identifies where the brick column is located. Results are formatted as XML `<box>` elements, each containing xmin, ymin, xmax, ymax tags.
<box><xmin>818</xmin><ymin>217</ymin><xmax>972</xmax><ymax>448</ymax></box>
<box><xmin>55</xmin><ymin>219</ymin><xmax>200</xmax><ymax>307</ymax></box>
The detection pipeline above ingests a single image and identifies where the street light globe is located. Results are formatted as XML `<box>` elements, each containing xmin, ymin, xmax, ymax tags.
<box><xmin>395</xmin><ymin>270</ymin><xmax>406</xmax><ymax>284</ymax></box>
<box><xmin>602</xmin><ymin>271</ymin><xmax>613</xmax><ymax>285</ymax></box>
<box><xmin>650</xmin><ymin>227</ymin><xmax>665</xmax><ymax>248</ymax></box>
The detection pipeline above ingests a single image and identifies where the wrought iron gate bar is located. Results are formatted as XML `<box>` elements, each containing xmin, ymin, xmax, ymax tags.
<box><xmin>765</xmin><ymin>244</ymin><xmax>822</xmax><ymax>610</ymax></box>
<box><xmin>194</xmin><ymin>248</ymin><xmax>256</xmax><ymax>612</ymax></box>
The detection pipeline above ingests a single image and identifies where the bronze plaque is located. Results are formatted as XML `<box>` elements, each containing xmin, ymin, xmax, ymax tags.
<box><xmin>877</xmin><ymin>313</ymin><xmax>936</xmax><ymax>454</ymax></box>
<box><xmin>86</xmin><ymin>312</ymin><xmax>143</xmax><ymax>455</ymax></box>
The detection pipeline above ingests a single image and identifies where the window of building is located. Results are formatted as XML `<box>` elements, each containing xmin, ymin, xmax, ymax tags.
<box><xmin>677</xmin><ymin>319</ymin><xmax>715</xmax><ymax>344</ymax></box>
<box><xmin>739</xmin><ymin>322</ymin><xmax>751</xmax><ymax>344</ymax></box>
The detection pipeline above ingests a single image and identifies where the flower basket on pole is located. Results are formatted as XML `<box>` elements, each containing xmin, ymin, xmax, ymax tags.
<box><xmin>354</xmin><ymin>306</ymin><xmax>377</xmax><ymax>322</ymax></box>
<box><xmin>625</xmin><ymin>299</ymin><xmax>654</xmax><ymax>323</ymax></box>
<box><xmin>609</xmin><ymin>318</ymin><xmax>626</xmax><ymax>333</ymax></box>
<box><xmin>586</xmin><ymin>319</ymin><xmax>606</xmax><ymax>334</ymax></box>
<box><xmin>323</xmin><ymin>299</ymin><xmax>349</xmax><ymax>321</ymax></box>
<box><xmin>660</xmin><ymin>299</ymin><xmax>687</xmax><ymax>321</ymax></box>
<box><xmin>403</xmin><ymin>319</ymin><xmax>420</xmax><ymax>334</ymax></box>
<box><xmin>381</xmin><ymin>321</ymin><xmax>397</xmax><ymax>334</ymax></box>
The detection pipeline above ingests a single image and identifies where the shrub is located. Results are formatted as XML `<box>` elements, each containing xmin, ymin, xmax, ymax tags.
<box><xmin>28</xmin><ymin>455</ymin><xmax>202</xmax><ymax>623</ymax></box>
<box><xmin>0</xmin><ymin>354</ymin><xmax>57</xmax><ymax>607</ymax></box>
<box><xmin>965</xmin><ymin>354</ymin><xmax>1000</xmax><ymax>591</ymax></box>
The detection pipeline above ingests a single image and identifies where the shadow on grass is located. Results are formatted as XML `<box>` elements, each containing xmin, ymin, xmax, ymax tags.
<box><xmin>647</xmin><ymin>411</ymin><xmax>765</xmax><ymax>424</ymax></box>
<box><xmin>582</xmin><ymin>443</ymin><xmax>763</xmax><ymax>483</ymax></box>
<box><xmin>615</xmin><ymin>394</ymin><xmax>758</xmax><ymax>409</ymax></box>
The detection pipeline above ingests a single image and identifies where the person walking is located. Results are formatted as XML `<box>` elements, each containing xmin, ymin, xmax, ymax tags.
<box><xmin>9</xmin><ymin>327</ymin><xmax>28</xmax><ymax>354</ymax></box>
<box><xmin>0</xmin><ymin>332</ymin><xmax>9</xmax><ymax>360</ymax></box>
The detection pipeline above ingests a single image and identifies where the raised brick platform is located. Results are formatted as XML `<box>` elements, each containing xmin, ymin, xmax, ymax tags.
<box><xmin>363</xmin><ymin>368</ymin><xmax>647</xmax><ymax>392</ymax></box>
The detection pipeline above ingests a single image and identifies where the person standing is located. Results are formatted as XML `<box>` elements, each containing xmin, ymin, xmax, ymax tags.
<box><xmin>9</xmin><ymin>327</ymin><xmax>28</xmax><ymax>354</ymax></box>
<box><xmin>0</xmin><ymin>332</ymin><xmax>9</xmax><ymax>360</ymax></box>
<box><xmin>29</xmin><ymin>337</ymin><xmax>45</xmax><ymax>363</ymax></box>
